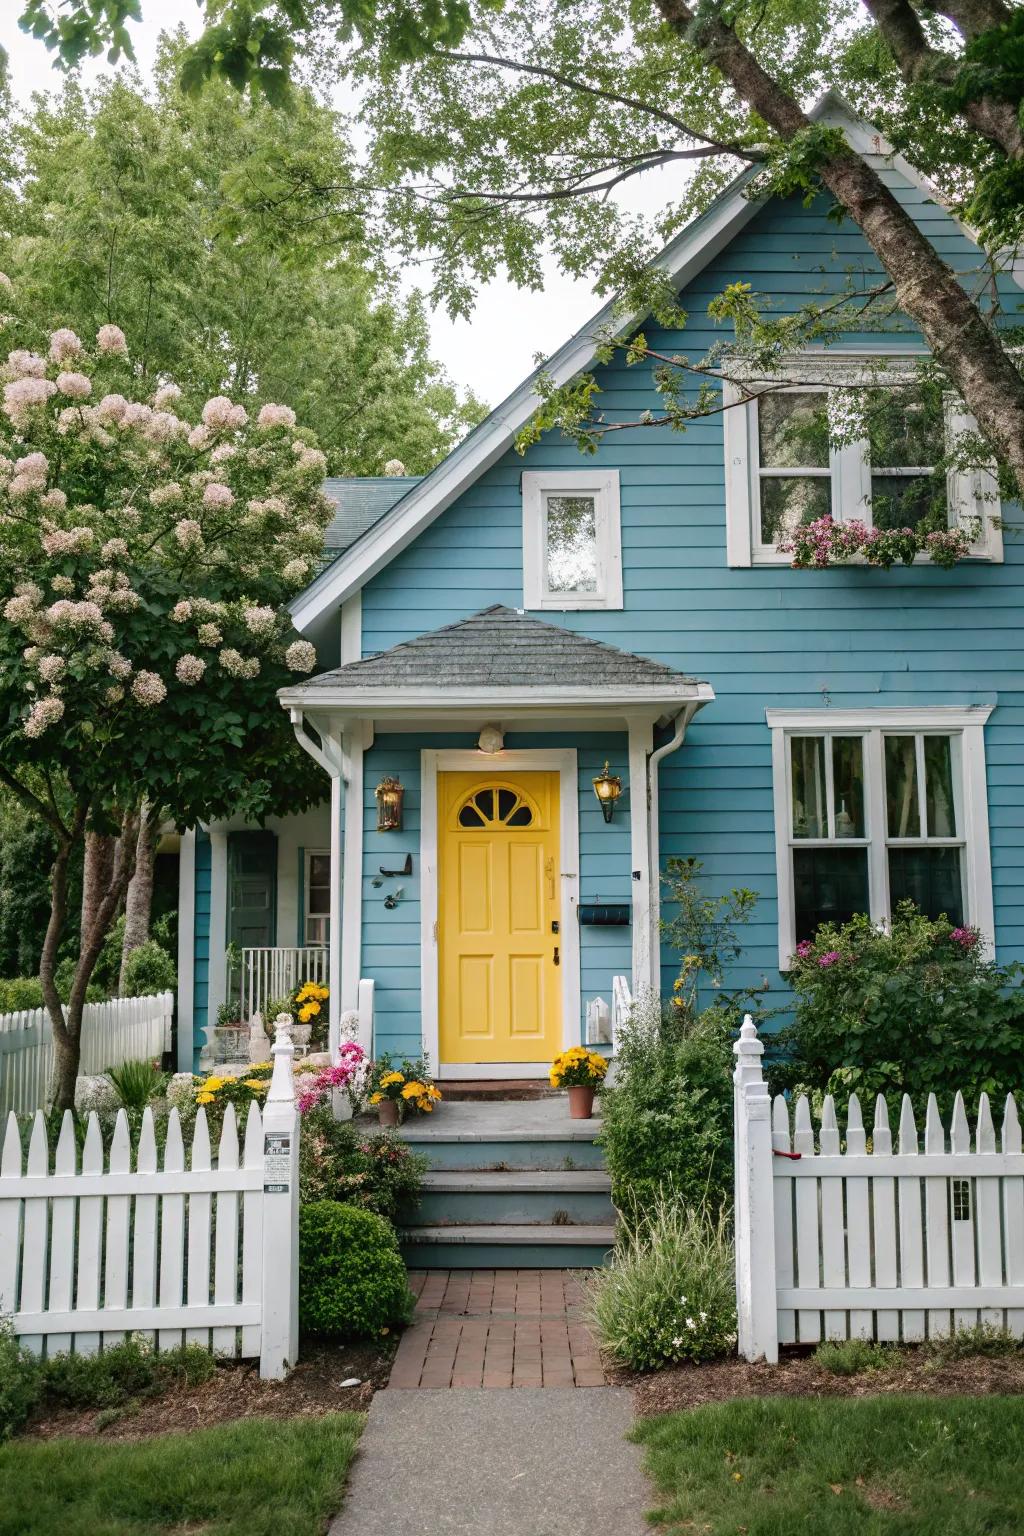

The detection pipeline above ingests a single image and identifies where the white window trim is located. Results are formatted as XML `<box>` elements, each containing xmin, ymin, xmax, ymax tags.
<box><xmin>767</xmin><ymin>705</ymin><xmax>995</xmax><ymax>969</ymax></box>
<box><xmin>303</xmin><ymin>847</ymin><xmax>331</xmax><ymax>947</ymax></box>
<box><xmin>522</xmin><ymin>469</ymin><xmax>623</xmax><ymax>610</ymax></box>
<box><xmin>723</xmin><ymin>352</ymin><xmax>1003</xmax><ymax>567</ymax></box>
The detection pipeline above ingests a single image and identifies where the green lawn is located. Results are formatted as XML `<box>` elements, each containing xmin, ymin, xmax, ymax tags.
<box><xmin>0</xmin><ymin>1412</ymin><xmax>364</xmax><ymax>1536</ymax></box>
<box><xmin>634</xmin><ymin>1395</ymin><xmax>1024</xmax><ymax>1534</ymax></box>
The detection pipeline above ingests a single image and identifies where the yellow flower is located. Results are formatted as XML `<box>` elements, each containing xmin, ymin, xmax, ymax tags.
<box><xmin>369</xmin><ymin>1092</ymin><xmax>383</xmax><ymax>1105</ymax></box>
<box><xmin>201</xmin><ymin>1076</ymin><xmax>225</xmax><ymax>1092</ymax></box>
<box><xmin>380</xmin><ymin>1071</ymin><xmax>404</xmax><ymax>1087</ymax></box>
<box><xmin>242</xmin><ymin>1079</ymin><xmax>269</xmax><ymax>1092</ymax></box>
<box><xmin>427</xmin><ymin>1085</ymin><xmax>442</xmax><ymax>1100</ymax></box>
<box><xmin>196</xmin><ymin>1091</ymin><xmax>215</xmax><ymax>1105</ymax></box>
<box><xmin>298</xmin><ymin>1002</ymin><xmax>318</xmax><ymax>1023</ymax></box>
<box><xmin>401</xmin><ymin>1081</ymin><xmax>426</xmax><ymax>1099</ymax></box>
<box><xmin>417</xmin><ymin>1099</ymin><xmax>434</xmax><ymax>1113</ymax></box>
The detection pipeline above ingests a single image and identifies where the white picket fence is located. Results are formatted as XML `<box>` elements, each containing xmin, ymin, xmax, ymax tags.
<box><xmin>734</xmin><ymin>1017</ymin><xmax>1024</xmax><ymax>1362</ymax></box>
<box><xmin>0</xmin><ymin>991</ymin><xmax>174</xmax><ymax>1118</ymax></box>
<box><xmin>0</xmin><ymin>1021</ymin><xmax>300</xmax><ymax>1378</ymax></box>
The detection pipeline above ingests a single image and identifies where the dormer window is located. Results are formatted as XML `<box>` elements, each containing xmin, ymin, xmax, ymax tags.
<box><xmin>724</xmin><ymin>355</ymin><xmax>1002</xmax><ymax>566</ymax></box>
<box><xmin>522</xmin><ymin>470</ymin><xmax>623</xmax><ymax>610</ymax></box>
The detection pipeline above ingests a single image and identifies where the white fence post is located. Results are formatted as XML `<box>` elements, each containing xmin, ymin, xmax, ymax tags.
<box><xmin>259</xmin><ymin>1015</ymin><xmax>301</xmax><ymax>1379</ymax></box>
<box><xmin>733</xmin><ymin>1015</ymin><xmax>778</xmax><ymax>1363</ymax></box>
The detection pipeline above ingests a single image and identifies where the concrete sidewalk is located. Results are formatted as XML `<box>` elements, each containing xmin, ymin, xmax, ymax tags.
<box><xmin>330</xmin><ymin>1387</ymin><xmax>651</xmax><ymax>1536</ymax></box>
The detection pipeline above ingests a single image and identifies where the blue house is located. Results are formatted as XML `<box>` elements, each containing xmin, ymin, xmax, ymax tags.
<box><xmin>175</xmin><ymin>95</ymin><xmax>1017</xmax><ymax>1083</ymax></box>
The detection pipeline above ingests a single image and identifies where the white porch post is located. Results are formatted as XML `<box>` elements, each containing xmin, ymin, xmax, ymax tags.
<box><xmin>175</xmin><ymin>828</ymin><xmax>196</xmax><ymax>1072</ymax></box>
<box><xmin>340</xmin><ymin>719</ymin><xmax>372</xmax><ymax>1040</ymax></box>
<box><xmin>207</xmin><ymin>828</ymin><xmax>229</xmax><ymax>1026</ymax></box>
<box><xmin>328</xmin><ymin>771</ymin><xmax>344</xmax><ymax>1055</ymax></box>
<box><xmin>627</xmin><ymin>715</ymin><xmax>654</xmax><ymax>997</ymax></box>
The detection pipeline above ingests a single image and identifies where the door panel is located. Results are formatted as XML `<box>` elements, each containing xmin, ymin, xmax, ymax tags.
<box><xmin>228</xmin><ymin>831</ymin><xmax>277</xmax><ymax>950</ymax></box>
<box><xmin>439</xmin><ymin>771</ymin><xmax>561</xmax><ymax>1065</ymax></box>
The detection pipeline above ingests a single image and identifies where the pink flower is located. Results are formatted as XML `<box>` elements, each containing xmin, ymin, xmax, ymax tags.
<box><xmin>817</xmin><ymin>950</ymin><xmax>841</xmax><ymax>968</ymax></box>
<box><xmin>256</xmin><ymin>402</ymin><xmax>296</xmax><ymax>430</ymax></box>
<box><xmin>153</xmin><ymin>383</ymin><xmax>181</xmax><ymax>409</ymax></box>
<box><xmin>202</xmin><ymin>482</ymin><xmax>234</xmax><ymax>509</ymax></box>
<box><xmin>175</xmin><ymin>654</ymin><xmax>206</xmax><ymax>685</ymax></box>
<box><xmin>5</xmin><ymin>350</ymin><xmax>46</xmax><ymax>378</ymax></box>
<box><xmin>4</xmin><ymin>374</ymin><xmax>56</xmax><ymax>423</ymax></box>
<box><xmin>131</xmin><ymin>670</ymin><xmax>166</xmax><ymax>707</ymax></box>
<box><xmin>202</xmin><ymin>396</ymin><xmax>247</xmax><ymax>430</ymax></box>
<box><xmin>174</xmin><ymin>518</ymin><xmax>204</xmax><ymax>551</ymax></box>
<box><xmin>950</xmin><ymin>926</ymin><xmax>980</xmax><ymax>950</ymax></box>
<box><xmin>96</xmin><ymin>323</ymin><xmax>128</xmax><ymax>356</ymax></box>
<box><xmin>49</xmin><ymin>328</ymin><xmax>83</xmax><ymax>362</ymax></box>
<box><xmin>56</xmin><ymin>370</ymin><xmax>91</xmax><ymax>399</ymax></box>
<box><xmin>795</xmin><ymin>940</ymin><xmax>813</xmax><ymax>959</ymax></box>
<box><xmin>24</xmin><ymin>695</ymin><xmax>65</xmax><ymax>738</ymax></box>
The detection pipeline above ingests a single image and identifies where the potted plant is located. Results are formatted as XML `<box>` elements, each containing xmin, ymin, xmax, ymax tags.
<box><xmin>367</xmin><ymin>1055</ymin><xmax>442</xmax><ymax>1126</ymax></box>
<box><xmin>290</xmin><ymin>980</ymin><xmax>329</xmax><ymax>1052</ymax></box>
<box><xmin>549</xmin><ymin>1046</ymin><xmax>608</xmax><ymax>1119</ymax></box>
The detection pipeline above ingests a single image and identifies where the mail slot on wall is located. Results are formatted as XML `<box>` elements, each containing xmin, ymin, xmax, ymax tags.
<box><xmin>578</xmin><ymin>904</ymin><xmax>631</xmax><ymax>927</ymax></box>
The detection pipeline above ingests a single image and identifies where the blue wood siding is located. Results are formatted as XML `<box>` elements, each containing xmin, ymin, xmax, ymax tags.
<box><xmin>192</xmin><ymin>829</ymin><xmax>212</xmax><ymax>1072</ymax></box>
<box><xmin>357</xmin><ymin>171</ymin><xmax>1024</xmax><ymax>1042</ymax></box>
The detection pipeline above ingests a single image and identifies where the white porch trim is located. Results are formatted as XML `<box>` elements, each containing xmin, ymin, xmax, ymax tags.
<box><xmin>175</xmin><ymin>828</ymin><xmax>196</xmax><ymax>1071</ymax></box>
<box><xmin>340</xmin><ymin>719</ymin><xmax>372</xmax><ymax>1025</ymax></box>
<box><xmin>627</xmin><ymin>716</ymin><xmax>654</xmax><ymax>996</ymax></box>
<box><xmin>420</xmin><ymin>747</ymin><xmax>581</xmax><ymax>1080</ymax></box>
<box><xmin>207</xmin><ymin>830</ymin><xmax>229</xmax><ymax>1028</ymax></box>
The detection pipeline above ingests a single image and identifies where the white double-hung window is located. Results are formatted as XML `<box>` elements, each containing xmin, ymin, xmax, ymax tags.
<box><xmin>767</xmin><ymin>707</ymin><xmax>995</xmax><ymax>967</ymax></box>
<box><xmin>522</xmin><ymin>469</ymin><xmax>623</xmax><ymax>610</ymax></box>
<box><xmin>303</xmin><ymin>849</ymin><xmax>331</xmax><ymax>946</ymax></box>
<box><xmin>723</xmin><ymin>354</ymin><xmax>1001</xmax><ymax>565</ymax></box>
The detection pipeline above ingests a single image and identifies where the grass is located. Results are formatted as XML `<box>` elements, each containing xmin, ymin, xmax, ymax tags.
<box><xmin>0</xmin><ymin>1412</ymin><xmax>364</xmax><ymax>1536</ymax></box>
<box><xmin>634</xmin><ymin>1394</ymin><xmax>1024</xmax><ymax>1534</ymax></box>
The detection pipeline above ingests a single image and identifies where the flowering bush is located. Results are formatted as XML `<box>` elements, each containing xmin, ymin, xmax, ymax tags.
<box><xmin>779</xmin><ymin>904</ymin><xmax>1024</xmax><ymax>1113</ymax></box>
<box><xmin>781</xmin><ymin>514</ymin><xmax>974</xmax><ymax>570</ymax></box>
<box><xmin>290</xmin><ymin>980</ymin><xmax>329</xmax><ymax>1048</ymax></box>
<box><xmin>586</xmin><ymin>1196</ymin><xmax>736</xmax><ymax>1371</ymax></box>
<box><xmin>549</xmin><ymin>1046</ymin><xmax>608</xmax><ymax>1089</ymax></box>
<box><xmin>367</xmin><ymin>1054</ymin><xmax>442</xmax><ymax>1116</ymax></box>
<box><xmin>295</xmin><ymin>1042</ymin><xmax>368</xmax><ymax>1113</ymax></box>
<box><xmin>298</xmin><ymin>1108</ymin><xmax>427</xmax><ymax>1219</ymax></box>
<box><xmin>193</xmin><ymin>1062</ymin><xmax>273</xmax><ymax>1114</ymax></box>
<box><xmin>0</xmin><ymin>314</ymin><xmax>334</xmax><ymax>1107</ymax></box>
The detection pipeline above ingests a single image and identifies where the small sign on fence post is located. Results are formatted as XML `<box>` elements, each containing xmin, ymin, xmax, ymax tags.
<box><xmin>259</xmin><ymin>1015</ymin><xmax>301</xmax><ymax>1380</ymax></box>
<box><xmin>733</xmin><ymin>1016</ymin><xmax>779</xmax><ymax>1363</ymax></box>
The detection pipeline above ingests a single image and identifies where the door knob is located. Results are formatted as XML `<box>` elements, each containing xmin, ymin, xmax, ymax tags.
<box><xmin>553</xmin><ymin>946</ymin><xmax>560</xmax><ymax>967</ymax></box>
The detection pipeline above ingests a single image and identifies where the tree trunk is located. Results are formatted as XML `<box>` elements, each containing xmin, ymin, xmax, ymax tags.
<box><xmin>50</xmin><ymin>809</ymin><xmax>141</xmax><ymax>1113</ymax></box>
<box><xmin>119</xmin><ymin>808</ymin><xmax>159</xmax><ymax>995</ymax></box>
<box><xmin>655</xmin><ymin>0</ymin><xmax>1024</xmax><ymax>497</ymax></box>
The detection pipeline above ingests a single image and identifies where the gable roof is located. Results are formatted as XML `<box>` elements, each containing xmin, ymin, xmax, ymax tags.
<box><xmin>287</xmin><ymin>604</ymin><xmax>704</xmax><ymax>697</ymax></box>
<box><xmin>323</xmin><ymin>476</ymin><xmax>423</xmax><ymax>557</ymax></box>
<box><xmin>290</xmin><ymin>93</ymin><xmax>1018</xmax><ymax>642</ymax></box>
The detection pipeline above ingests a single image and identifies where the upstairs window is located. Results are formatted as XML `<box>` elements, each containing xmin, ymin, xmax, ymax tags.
<box><xmin>522</xmin><ymin>470</ymin><xmax>623</xmax><ymax>610</ymax></box>
<box><xmin>768</xmin><ymin>708</ymin><xmax>994</xmax><ymax>968</ymax></box>
<box><xmin>304</xmin><ymin>850</ymin><xmax>331</xmax><ymax>946</ymax></box>
<box><xmin>724</xmin><ymin>356</ymin><xmax>1001</xmax><ymax>566</ymax></box>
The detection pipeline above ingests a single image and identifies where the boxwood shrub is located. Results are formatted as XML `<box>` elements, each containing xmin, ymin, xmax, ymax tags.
<box><xmin>298</xmin><ymin>1201</ymin><xmax>414</xmax><ymax>1339</ymax></box>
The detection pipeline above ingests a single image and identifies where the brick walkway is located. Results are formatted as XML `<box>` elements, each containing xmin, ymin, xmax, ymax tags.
<box><xmin>389</xmin><ymin>1270</ymin><xmax>607</xmax><ymax>1389</ymax></box>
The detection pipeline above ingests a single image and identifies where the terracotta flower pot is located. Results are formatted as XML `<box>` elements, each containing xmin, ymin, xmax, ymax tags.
<box><xmin>377</xmin><ymin>1099</ymin><xmax>400</xmax><ymax>1128</ymax></box>
<box><xmin>567</xmin><ymin>1085</ymin><xmax>596</xmax><ymax>1120</ymax></box>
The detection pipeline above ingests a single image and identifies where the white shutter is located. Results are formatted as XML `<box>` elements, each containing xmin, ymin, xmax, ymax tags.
<box><xmin>946</xmin><ymin>400</ymin><xmax>1003</xmax><ymax>561</ymax></box>
<box><xmin>723</xmin><ymin>382</ymin><xmax>753</xmax><ymax>566</ymax></box>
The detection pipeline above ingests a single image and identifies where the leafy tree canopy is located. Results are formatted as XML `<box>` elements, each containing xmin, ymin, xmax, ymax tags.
<box><xmin>1</xmin><ymin>31</ymin><xmax>484</xmax><ymax>474</ymax></box>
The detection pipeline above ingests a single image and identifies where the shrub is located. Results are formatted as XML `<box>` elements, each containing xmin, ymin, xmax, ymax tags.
<box><xmin>779</xmin><ymin>904</ymin><xmax>1024</xmax><ymax>1113</ymax></box>
<box><xmin>120</xmin><ymin>940</ymin><xmax>176</xmax><ymax>998</ymax></box>
<box><xmin>0</xmin><ymin>977</ymin><xmax>44</xmax><ymax>1013</ymax></box>
<box><xmin>298</xmin><ymin>1108</ymin><xmax>427</xmax><ymax>1220</ymax></box>
<box><xmin>598</xmin><ymin>995</ymin><xmax>735</xmax><ymax>1218</ymax></box>
<box><xmin>923</xmin><ymin>1323</ymin><xmax>1022</xmax><ymax>1364</ymax></box>
<box><xmin>298</xmin><ymin>1201</ymin><xmax>414</xmax><ymax>1339</ymax></box>
<box><xmin>814</xmin><ymin>1338</ymin><xmax>894</xmax><ymax>1376</ymax></box>
<box><xmin>0</xmin><ymin>1320</ymin><xmax>41</xmax><ymax>1441</ymax></box>
<box><xmin>39</xmin><ymin>1337</ymin><xmax>215</xmax><ymax>1411</ymax></box>
<box><xmin>587</xmin><ymin>1196</ymin><xmax>736</xmax><ymax>1371</ymax></box>
<box><xmin>107</xmin><ymin>1058</ymin><xmax>166</xmax><ymax>1112</ymax></box>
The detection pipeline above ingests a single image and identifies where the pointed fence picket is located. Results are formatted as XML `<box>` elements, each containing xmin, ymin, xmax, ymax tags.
<box><xmin>0</xmin><ymin>1021</ymin><xmax>301</xmax><ymax>1379</ymax></box>
<box><xmin>0</xmin><ymin>992</ymin><xmax>174</xmax><ymax>1117</ymax></box>
<box><xmin>734</xmin><ymin>1017</ymin><xmax>1024</xmax><ymax>1361</ymax></box>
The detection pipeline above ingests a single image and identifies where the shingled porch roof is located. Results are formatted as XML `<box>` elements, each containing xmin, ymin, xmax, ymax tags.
<box><xmin>279</xmin><ymin>606</ymin><xmax>713</xmax><ymax>728</ymax></box>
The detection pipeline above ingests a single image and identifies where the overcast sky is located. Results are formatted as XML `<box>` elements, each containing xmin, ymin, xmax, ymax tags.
<box><xmin>1</xmin><ymin>6</ymin><xmax>680</xmax><ymax>410</ymax></box>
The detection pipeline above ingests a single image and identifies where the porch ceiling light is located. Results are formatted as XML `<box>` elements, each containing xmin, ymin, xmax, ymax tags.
<box><xmin>592</xmin><ymin>761</ymin><xmax>623</xmax><ymax>824</ymax></box>
<box><xmin>477</xmin><ymin>723</ymin><xmax>505</xmax><ymax>754</ymax></box>
<box><xmin>375</xmin><ymin>775</ymin><xmax>405</xmax><ymax>832</ymax></box>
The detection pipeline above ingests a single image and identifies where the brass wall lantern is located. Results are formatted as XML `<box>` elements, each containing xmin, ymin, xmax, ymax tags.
<box><xmin>375</xmin><ymin>776</ymin><xmax>405</xmax><ymax>832</ymax></box>
<box><xmin>592</xmin><ymin>761</ymin><xmax>623</xmax><ymax>824</ymax></box>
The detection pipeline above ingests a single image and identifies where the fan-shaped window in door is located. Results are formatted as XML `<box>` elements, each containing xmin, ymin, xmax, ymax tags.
<box><xmin>457</xmin><ymin>786</ymin><xmax>536</xmax><ymax>829</ymax></box>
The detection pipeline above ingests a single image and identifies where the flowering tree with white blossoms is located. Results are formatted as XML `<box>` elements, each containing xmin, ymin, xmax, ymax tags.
<box><xmin>0</xmin><ymin>313</ymin><xmax>334</xmax><ymax>1109</ymax></box>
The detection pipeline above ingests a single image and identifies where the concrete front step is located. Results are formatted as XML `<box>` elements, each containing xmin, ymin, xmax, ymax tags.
<box><xmin>397</xmin><ymin>1099</ymin><xmax>605</xmax><ymax>1171</ymax></box>
<box><xmin>399</xmin><ymin>1222</ymin><xmax>616</xmax><ymax>1270</ymax></box>
<box><xmin>415</xmin><ymin>1169</ymin><xmax>616</xmax><ymax>1227</ymax></box>
<box><xmin>439</xmin><ymin>1079</ymin><xmax>557</xmax><ymax>1102</ymax></box>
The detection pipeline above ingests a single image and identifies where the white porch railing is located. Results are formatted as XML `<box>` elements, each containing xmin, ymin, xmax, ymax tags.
<box><xmin>0</xmin><ymin>992</ymin><xmax>174</xmax><ymax>1118</ymax></box>
<box><xmin>238</xmin><ymin>947</ymin><xmax>328</xmax><ymax>1024</ymax></box>
<box><xmin>611</xmin><ymin>974</ymin><xmax>632</xmax><ymax>1052</ymax></box>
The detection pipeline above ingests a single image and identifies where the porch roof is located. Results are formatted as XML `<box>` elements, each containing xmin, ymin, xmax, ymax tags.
<box><xmin>279</xmin><ymin>606</ymin><xmax>713</xmax><ymax>727</ymax></box>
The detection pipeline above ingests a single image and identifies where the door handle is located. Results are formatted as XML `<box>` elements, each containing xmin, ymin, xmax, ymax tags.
<box><xmin>553</xmin><ymin>946</ymin><xmax>560</xmax><ymax>967</ymax></box>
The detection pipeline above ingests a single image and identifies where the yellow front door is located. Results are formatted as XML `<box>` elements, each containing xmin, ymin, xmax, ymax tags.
<box><xmin>439</xmin><ymin>771</ymin><xmax>561</xmax><ymax>1065</ymax></box>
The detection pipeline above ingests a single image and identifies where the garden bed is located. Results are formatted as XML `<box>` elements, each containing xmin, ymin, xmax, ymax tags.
<box><xmin>620</xmin><ymin>1345</ymin><xmax>1024</xmax><ymax>1417</ymax></box>
<box><xmin>23</xmin><ymin>1336</ymin><xmax>396</xmax><ymax>1442</ymax></box>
